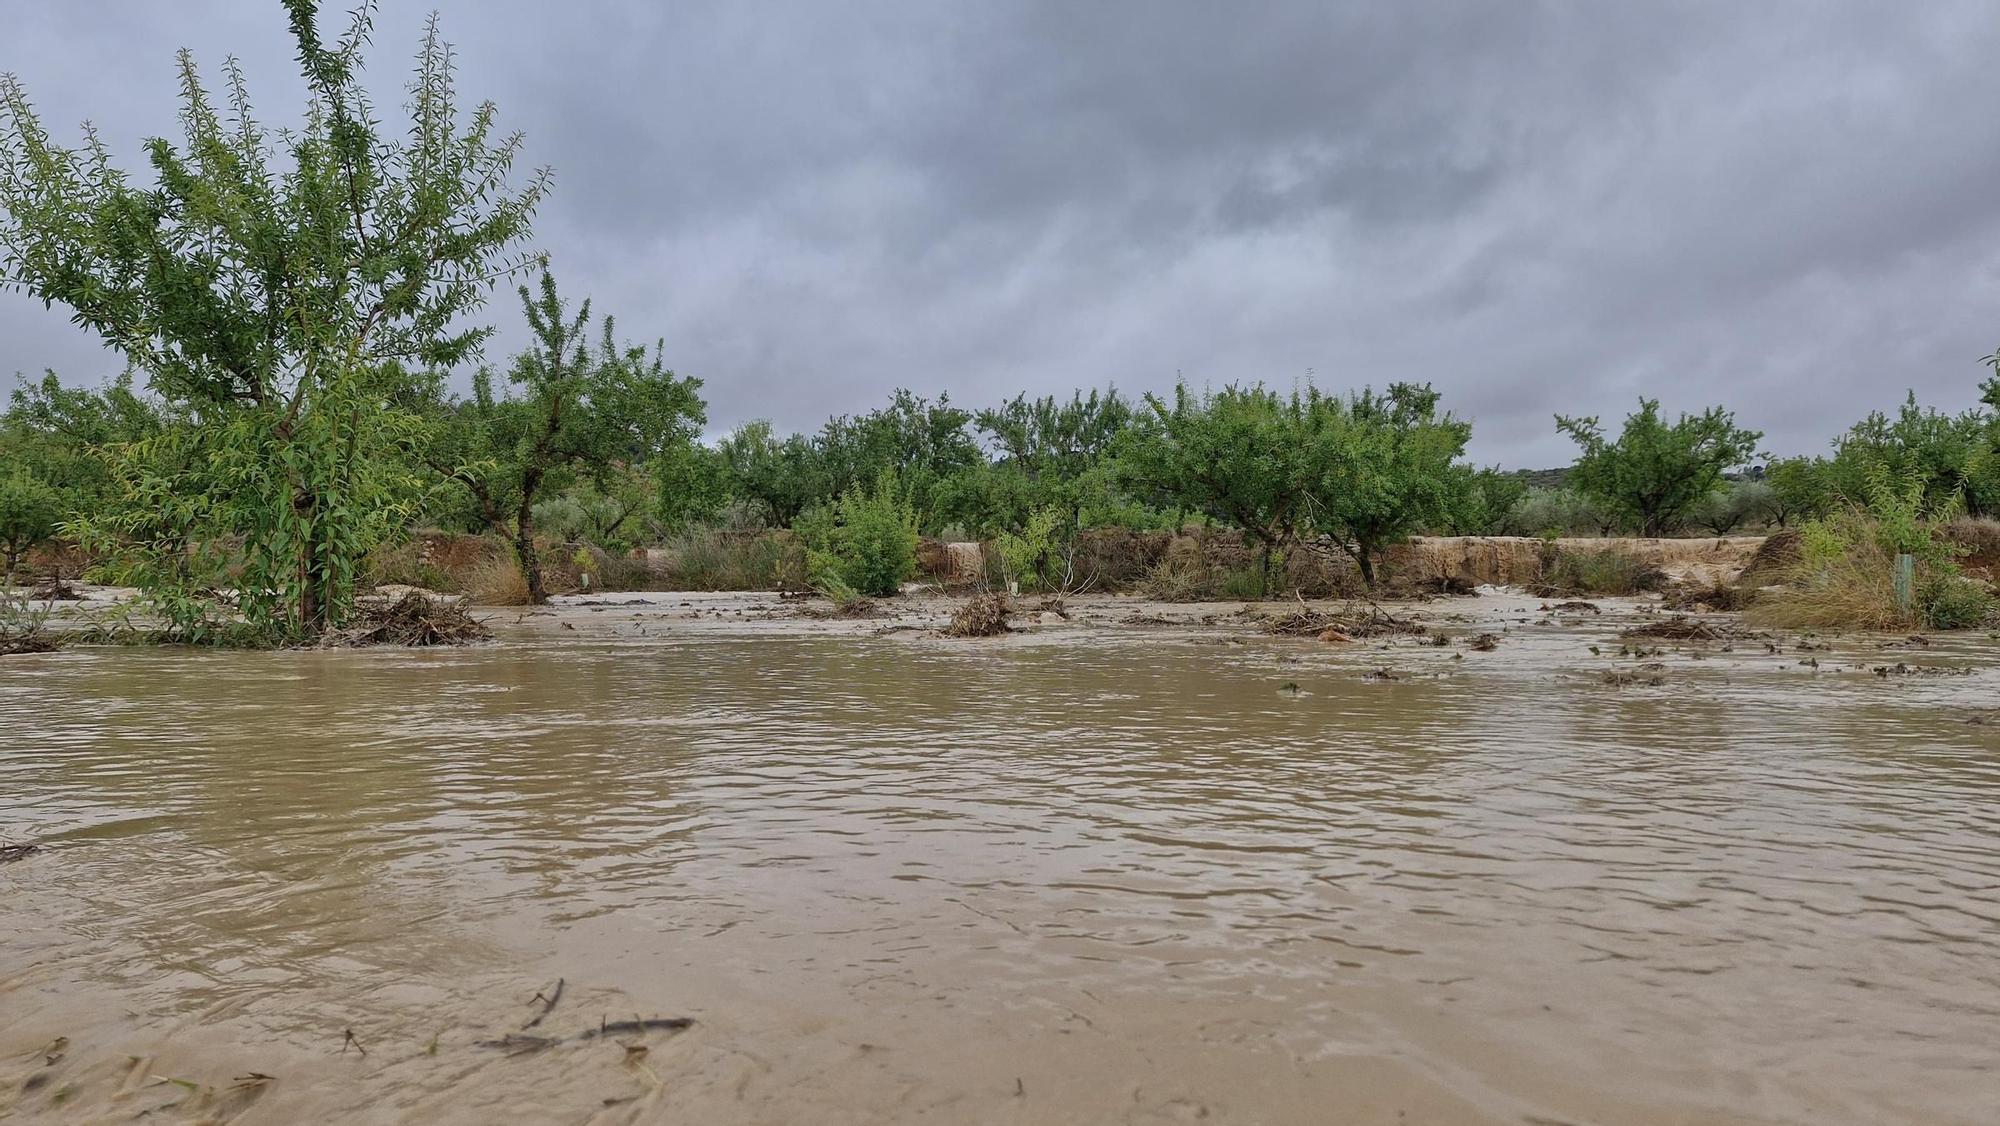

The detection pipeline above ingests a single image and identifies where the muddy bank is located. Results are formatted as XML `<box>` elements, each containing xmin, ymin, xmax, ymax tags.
<box><xmin>356</xmin><ymin>529</ymin><xmax>1773</xmax><ymax>600</ymax></box>
<box><xmin>1386</xmin><ymin>534</ymin><xmax>1766</xmax><ymax>589</ymax></box>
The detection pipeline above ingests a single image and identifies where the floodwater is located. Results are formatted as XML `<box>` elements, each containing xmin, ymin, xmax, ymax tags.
<box><xmin>3</xmin><ymin>595</ymin><xmax>1999</xmax><ymax>1124</ymax></box>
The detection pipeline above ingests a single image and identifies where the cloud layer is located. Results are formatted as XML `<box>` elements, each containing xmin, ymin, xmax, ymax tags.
<box><xmin>7</xmin><ymin>1</ymin><xmax>2000</xmax><ymax>464</ymax></box>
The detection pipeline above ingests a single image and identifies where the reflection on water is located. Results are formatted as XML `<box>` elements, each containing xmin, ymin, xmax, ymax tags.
<box><xmin>4</xmin><ymin>625</ymin><xmax>1999</xmax><ymax>1124</ymax></box>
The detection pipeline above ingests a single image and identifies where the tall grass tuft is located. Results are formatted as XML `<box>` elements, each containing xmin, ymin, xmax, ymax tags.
<box><xmin>465</xmin><ymin>556</ymin><xmax>532</xmax><ymax>606</ymax></box>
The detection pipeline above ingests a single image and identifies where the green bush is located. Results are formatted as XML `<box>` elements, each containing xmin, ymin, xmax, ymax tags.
<box><xmin>997</xmin><ymin>504</ymin><xmax>1069</xmax><ymax>592</ymax></box>
<box><xmin>800</xmin><ymin>475</ymin><xmax>919</xmax><ymax>597</ymax></box>
<box><xmin>1918</xmin><ymin>574</ymin><xmax>1996</xmax><ymax>630</ymax></box>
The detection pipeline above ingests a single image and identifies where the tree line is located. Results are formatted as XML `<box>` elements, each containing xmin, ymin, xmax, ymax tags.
<box><xmin>3</xmin><ymin>2</ymin><xmax>1999</xmax><ymax>640</ymax></box>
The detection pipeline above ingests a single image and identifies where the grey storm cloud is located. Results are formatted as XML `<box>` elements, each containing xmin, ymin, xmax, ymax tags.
<box><xmin>5</xmin><ymin>0</ymin><xmax>2000</xmax><ymax>465</ymax></box>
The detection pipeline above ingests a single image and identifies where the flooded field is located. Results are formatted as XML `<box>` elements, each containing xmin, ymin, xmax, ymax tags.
<box><xmin>4</xmin><ymin>593</ymin><xmax>1999</xmax><ymax>1124</ymax></box>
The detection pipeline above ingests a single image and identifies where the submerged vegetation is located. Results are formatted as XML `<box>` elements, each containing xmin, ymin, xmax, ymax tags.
<box><xmin>1</xmin><ymin>3</ymin><xmax>1998</xmax><ymax>639</ymax></box>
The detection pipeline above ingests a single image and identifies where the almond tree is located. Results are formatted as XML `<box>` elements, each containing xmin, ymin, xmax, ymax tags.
<box><xmin>430</xmin><ymin>270</ymin><xmax>705</xmax><ymax>603</ymax></box>
<box><xmin>0</xmin><ymin>1</ymin><xmax>547</xmax><ymax>638</ymax></box>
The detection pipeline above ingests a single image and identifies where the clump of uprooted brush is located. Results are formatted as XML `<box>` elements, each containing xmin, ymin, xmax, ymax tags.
<box><xmin>1259</xmin><ymin>596</ymin><xmax>1425</xmax><ymax>643</ymax></box>
<box><xmin>944</xmin><ymin>593</ymin><xmax>1013</xmax><ymax>638</ymax></box>
<box><xmin>323</xmin><ymin>592</ymin><xmax>491</xmax><ymax>647</ymax></box>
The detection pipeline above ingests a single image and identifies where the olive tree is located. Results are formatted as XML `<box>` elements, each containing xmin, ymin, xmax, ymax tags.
<box><xmin>433</xmin><ymin>270</ymin><xmax>705</xmax><ymax>602</ymax></box>
<box><xmin>0</xmin><ymin>2</ymin><xmax>547</xmax><ymax>638</ymax></box>
<box><xmin>1556</xmin><ymin>400</ymin><xmax>1762</xmax><ymax>537</ymax></box>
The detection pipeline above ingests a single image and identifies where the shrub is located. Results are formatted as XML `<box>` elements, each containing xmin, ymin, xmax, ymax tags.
<box><xmin>1748</xmin><ymin>506</ymin><xmax>1994</xmax><ymax>631</ymax></box>
<box><xmin>997</xmin><ymin>505</ymin><xmax>1072</xmax><ymax>592</ymax></box>
<box><xmin>0</xmin><ymin>589</ymin><xmax>60</xmax><ymax>655</ymax></box>
<box><xmin>1917</xmin><ymin>574</ymin><xmax>1996</xmax><ymax>630</ymax></box>
<box><xmin>800</xmin><ymin>476</ymin><xmax>919</xmax><ymax>598</ymax></box>
<box><xmin>1748</xmin><ymin>513</ymin><xmax>1903</xmax><ymax>630</ymax></box>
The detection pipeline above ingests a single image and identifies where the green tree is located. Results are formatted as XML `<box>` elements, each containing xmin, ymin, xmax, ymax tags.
<box><xmin>817</xmin><ymin>390</ymin><xmax>981</xmax><ymax>531</ymax></box>
<box><xmin>969</xmin><ymin>389</ymin><xmax>1134</xmax><ymax>533</ymax></box>
<box><xmin>1763</xmin><ymin>456</ymin><xmax>1834</xmax><ymax>528</ymax></box>
<box><xmin>717</xmin><ymin>421</ymin><xmax>826</xmax><ymax>527</ymax></box>
<box><xmin>1304</xmin><ymin>383</ymin><xmax>1473</xmax><ymax>584</ymax></box>
<box><xmin>0</xmin><ymin>2</ymin><xmax>548</xmax><ymax>638</ymax></box>
<box><xmin>0</xmin><ymin>467</ymin><xmax>61</xmax><ymax>579</ymax></box>
<box><xmin>1116</xmin><ymin>383</ymin><xmax>1315</xmax><ymax>590</ymax></box>
<box><xmin>1686</xmin><ymin>480</ymin><xmax>1775</xmax><ymax>535</ymax></box>
<box><xmin>1442</xmin><ymin>466</ymin><xmax>1528</xmax><ymax>535</ymax></box>
<box><xmin>1556</xmin><ymin>400</ymin><xmax>1762</xmax><ymax>536</ymax></box>
<box><xmin>534</xmin><ymin>465</ymin><xmax>664</xmax><ymax>551</ymax></box>
<box><xmin>1825</xmin><ymin>393</ymin><xmax>1994</xmax><ymax>517</ymax></box>
<box><xmin>431</xmin><ymin>271</ymin><xmax>705</xmax><ymax>602</ymax></box>
<box><xmin>652</xmin><ymin>440</ymin><xmax>729</xmax><ymax>533</ymax></box>
<box><xmin>4</xmin><ymin>371</ymin><xmax>165</xmax><ymax>513</ymax></box>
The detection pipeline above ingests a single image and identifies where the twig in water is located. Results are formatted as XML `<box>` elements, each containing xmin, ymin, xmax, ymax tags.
<box><xmin>474</xmin><ymin>1033</ymin><xmax>558</xmax><ymax>1055</ymax></box>
<box><xmin>583</xmin><ymin>1017</ymin><xmax>695</xmax><ymax>1039</ymax></box>
<box><xmin>340</xmin><ymin>1028</ymin><xmax>367</xmax><ymax>1057</ymax></box>
<box><xmin>523</xmin><ymin>977</ymin><xmax>565</xmax><ymax>1030</ymax></box>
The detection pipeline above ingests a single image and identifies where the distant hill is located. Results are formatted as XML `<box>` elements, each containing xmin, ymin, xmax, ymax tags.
<box><xmin>1507</xmin><ymin>467</ymin><xmax>1571</xmax><ymax>490</ymax></box>
<box><xmin>1502</xmin><ymin>464</ymin><xmax>1764</xmax><ymax>491</ymax></box>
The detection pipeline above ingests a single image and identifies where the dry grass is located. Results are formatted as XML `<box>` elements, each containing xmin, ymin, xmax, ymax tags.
<box><xmin>1746</xmin><ymin>538</ymin><xmax>1907</xmax><ymax>632</ymax></box>
<box><xmin>653</xmin><ymin>529</ymin><xmax>802</xmax><ymax>591</ymax></box>
<box><xmin>465</xmin><ymin>556</ymin><xmax>533</xmax><ymax>606</ymax></box>
<box><xmin>1137</xmin><ymin>550</ymin><xmax>1216</xmax><ymax>602</ymax></box>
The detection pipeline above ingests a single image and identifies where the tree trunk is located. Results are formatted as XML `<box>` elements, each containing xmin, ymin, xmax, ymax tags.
<box><xmin>294</xmin><ymin>486</ymin><xmax>323</xmax><ymax>635</ymax></box>
<box><xmin>1356</xmin><ymin>545</ymin><xmax>1377</xmax><ymax>588</ymax></box>
<box><xmin>514</xmin><ymin>517</ymin><xmax>544</xmax><ymax>604</ymax></box>
<box><xmin>516</xmin><ymin>469</ymin><xmax>545</xmax><ymax>604</ymax></box>
<box><xmin>1257</xmin><ymin>544</ymin><xmax>1274</xmax><ymax>598</ymax></box>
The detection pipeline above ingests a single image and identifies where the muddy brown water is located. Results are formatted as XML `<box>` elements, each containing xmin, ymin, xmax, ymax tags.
<box><xmin>3</xmin><ymin>595</ymin><xmax>1999</xmax><ymax>1124</ymax></box>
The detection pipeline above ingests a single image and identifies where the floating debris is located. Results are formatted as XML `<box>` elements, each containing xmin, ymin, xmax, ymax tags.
<box><xmin>1873</xmin><ymin>663</ymin><xmax>1973</xmax><ymax>678</ymax></box>
<box><xmin>1622</xmin><ymin>616</ymin><xmax>1763</xmax><ymax>642</ymax></box>
<box><xmin>0</xmin><ymin>842</ymin><xmax>42</xmax><ymax>864</ymax></box>
<box><xmin>1601</xmin><ymin>670</ymin><xmax>1667</xmax><ymax>687</ymax></box>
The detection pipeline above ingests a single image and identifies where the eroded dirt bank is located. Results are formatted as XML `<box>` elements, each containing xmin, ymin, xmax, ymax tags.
<box><xmin>4</xmin><ymin>588</ymin><xmax>1999</xmax><ymax>1124</ymax></box>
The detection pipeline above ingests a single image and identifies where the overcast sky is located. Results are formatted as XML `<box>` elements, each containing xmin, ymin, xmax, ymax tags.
<box><xmin>6</xmin><ymin>1</ymin><xmax>2000</xmax><ymax>465</ymax></box>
